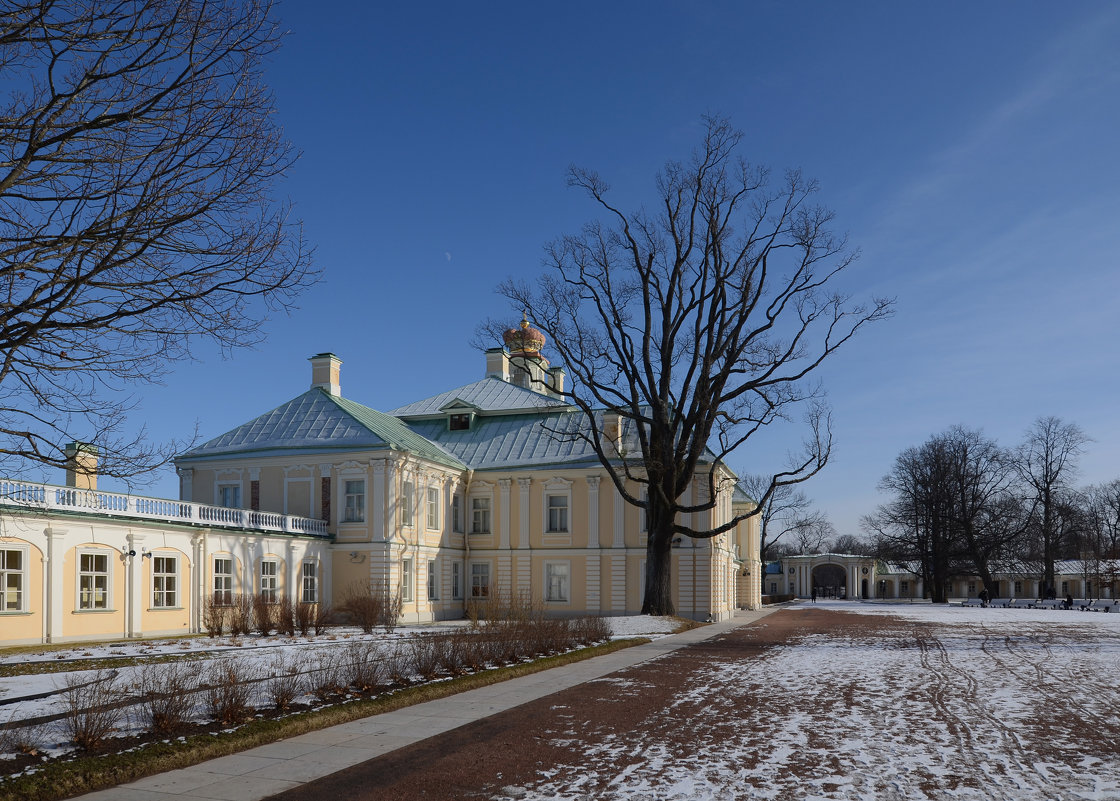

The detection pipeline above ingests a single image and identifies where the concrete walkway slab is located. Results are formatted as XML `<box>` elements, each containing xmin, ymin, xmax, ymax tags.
<box><xmin>72</xmin><ymin>609</ymin><xmax>776</xmax><ymax>801</ymax></box>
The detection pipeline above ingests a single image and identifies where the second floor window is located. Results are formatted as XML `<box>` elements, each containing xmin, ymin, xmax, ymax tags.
<box><xmin>547</xmin><ymin>494</ymin><xmax>569</xmax><ymax>533</ymax></box>
<box><xmin>427</xmin><ymin>486</ymin><xmax>440</xmax><ymax>529</ymax></box>
<box><xmin>344</xmin><ymin>480</ymin><xmax>365</xmax><ymax>522</ymax></box>
<box><xmin>401</xmin><ymin>481</ymin><xmax>414</xmax><ymax>527</ymax></box>
<box><xmin>471</xmin><ymin>497</ymin><xmax>490</xmax><ymax>534</ymax></box>
<box><xmin>452</xmin><ymin>494</ymin><xmax>464</xmax><ymax>533</ymax></box>
<box><xmin>218</xmin><ymin>484</ymin><xmax>241</xmax><ymax>508</ymax></box>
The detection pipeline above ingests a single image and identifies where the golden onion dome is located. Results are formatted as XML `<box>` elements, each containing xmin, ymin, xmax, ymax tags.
<box><xmin>503</xmin><ymin>313</ymin><xmax>546</xmax><ymax>355</ymax></box>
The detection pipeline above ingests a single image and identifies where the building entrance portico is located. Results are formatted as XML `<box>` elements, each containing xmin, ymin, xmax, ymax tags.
<box><xmin>812</xmin><ymin>563</ymin><xmax>847</xmax><ymax>599</ymax></box>
<box><xmin>782</xmin><ymin>553</ymin><xmax>878</xmax><ymax>600</ymax></box>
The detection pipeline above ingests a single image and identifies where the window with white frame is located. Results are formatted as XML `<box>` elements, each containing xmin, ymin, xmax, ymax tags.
<box><xmin>546</xmin><ymin>494</ymin><xmax>569</xmax><ymax>533</ymax></box>
<box><xmin>967</xmin><ymin>582</ymin><xmax>976</xmax><ymax>595</ymax></box>
<box><xmin>1061</xmin><ymin>580</ymin><xmax>1069</xmax><ymax>594</ymax></box>
<box><xmin>427</xmin><ymin>486</ymin><xmax>440</xmax><ymax>530</ymax></box>
<box><xmin>401</xmin><ymin>481</ymin><xmax>414</xmax><ymax>527</ymax></box>
<box><xmin>78</xmin><ymin>551</ymin><xmax>109</xmax><ymax>610</ymax></box>
<box><xmin>401</xmin><ymin>558</ymin><xmax>413</xmax><ymax>602</ymax></box>
<box><xmin>451</xmin><ymin>561</ymin><xmax>463</xmax><ymax>600</ymax></box>
<box><xmin>302</xmin><ymin>561</ymin><xmax>318</xmax><ymax>603</ymax></box>
<box><xmin>260</xmin><ymin>560</ymin><xmax>278</xmax><ymax>602</ymax></box>
<box><xmin>900</xmin><ymin>580</ymin><xmax>910</xmax><ymax>596</ymax></box>
<box><xmin>545</xmin><ymin>561</ymin><xmax>570</xmax><ymax>602</ymax></box>
<box><xmin>343</xmin><ymin>480</ymin><xmax>365</xmax><ymax>523</ymax></box>
<box><xmin>218</xmin><ymin>484</ymin><xmax>241</xmax><ymax>508</ymax></box>
<box><xmin>470</xmin><ymin>562</ymin><xmax>490</xmax><ymax>599</ymax></box>
<box><xmin>152</xmin><ymin>555</ymin><xmax>178</xmax><ymax>608</ymax></box>
<box><xmin>471</xmin><ymin>497</ymin><xmax>490</xmax><ymax>534</ymax></box>
<box><xmin>213</xmin><ymin>556</ymin><xmax>234</xmax><ymax>604</ymax></box>
<box><xmin>451</xmin><ymin>494</ymin><xmax>464</xmax><ymax>533</ymax></box>
<box><xmin>427</xmin><ymin>559</ymin><xmax>438</xmax><ymax>600</ymax></box>
<box><xmin>1</xmin><ymin>548</ymin><xmax>25</xmax><ymax>612</ymax></box>
<box><xmin>1014</xmin><ymin>580</ymin><xmax>1022</xmax><ymax>595</ymax></box>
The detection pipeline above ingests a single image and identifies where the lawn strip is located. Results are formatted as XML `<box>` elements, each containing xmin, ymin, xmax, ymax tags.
<box><xmin>0</xmin><ymin>637</ymin><xmax>648</xmax><ymax>801</ymax></box>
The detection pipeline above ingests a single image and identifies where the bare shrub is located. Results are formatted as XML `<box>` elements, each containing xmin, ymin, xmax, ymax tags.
<box><xmin>452</xmin><ymin>630</ymin><xmax>484</xmax><ymax>673</ymax></box>
<box><xmin>63</xmin><ymin>669</ymin><xmax>122</xmax><ymax>751</ymax></box>
<box><xmin>384</xmin><ymin>643</ymin><xmax>413</xmax><ymax>685</ymax></box>
<box><xmin>295</xmin><ymin>602</ymin><xmax>316</xmax><ymax>636</ymax></box>
<box><xmin>340</xmin><ymin>581</ymin><xmax>384</xmax><ymax>634</ymax></box>
<box><xmin>202</xmin><ymin>593</ymin><xmax>229</xmax><ymax>637</ymax></box>
<box><xmin>313</xmin><ymin>603</ymin><xmax>334</xmax><ymax>635</ymax></box>
<box><xmin>230</xmin><ymin>593</ymin><xmax>254</xmax><ymax>636</ymax></box>
<box><xmin>0</xmin><ymin>716</ymin><xmax>48</xmax><ymax>757</ymax></box>
<box><xmin>574</xmin><ymin>615</ymin><xmax>611</xmax><ymax>645</ymax></box>
<box><xmin>379</xmin><ymin>587</ymin><xmax>403</xmax><ymax>634</ymax></box>
<box><xmin>252</xmin><ymin>593</ymin><xmax>275</xmax><ymax>636</ymax></box>
<box><xmin>276</xmin><ymin>595</ymin><xmax>296</xmax><ymax>637</ymax></box>
<box><xmin>204</xmin><ymin>660</ymin><xmax>257</xmax><ymax>725</ymax></box>
<box><xmin>310</xmin><ymin>651</ymin><xmax>350</xmax><ymax>702</ymax></box>
<box><xmin>344</xmin><ymin>641</ymin><xmax>386</xmax><ymax>692</ymax></box>
<box><xmin>137</xmin><ymin>661</ymin><xmax>195</xmax><ymax>736</ymax></box>
<box><xmin>266</xmin><ymin>655</ymin><xmax>304</xmax><ymax>711</ymax></box>
<box><xmin>409</xmin><ymin>634</ymin><xmax>445</xmax><ymax>680</ymax></box>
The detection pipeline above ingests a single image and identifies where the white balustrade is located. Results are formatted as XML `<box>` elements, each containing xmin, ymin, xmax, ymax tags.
<box><xmin>0</xmin><ymin>478</ymin><xmax>328</xmax><ymax>537</ymax></box>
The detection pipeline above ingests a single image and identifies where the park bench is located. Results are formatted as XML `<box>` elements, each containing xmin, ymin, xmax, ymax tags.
<box><xmin>1087</xmin><ymin>599</ymin><xmax>1118</xmax><ymax>613</ymax></box>
<box><xmin>962</xmin><ymin>598</ymin><xmax>984</xmax><ymax>607</ymax></box>
<box><xmin>1036</xmin><ymin>599</ymin><xmax>1064</xmax><ymax>610</ymax></box>
<box><xmin>1009</xmin><ymin>599</ymin><xmax>1036</xmax><ymax>609</ymax></box>
<box><xmin>988</xmin><ymin>598</ymin><xmax>1010</xmax><ymax>608</ymax></box>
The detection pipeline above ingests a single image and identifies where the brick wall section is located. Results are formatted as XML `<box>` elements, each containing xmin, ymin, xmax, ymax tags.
<box><xmin>250</xmin><ymin>480</ymin><xmax>260</xmax><ymax>511</ymax></box>
<box><xmin>321</xmin><ymin>477</ymin><xmax>331</xmax><ymax>523</ymax></box>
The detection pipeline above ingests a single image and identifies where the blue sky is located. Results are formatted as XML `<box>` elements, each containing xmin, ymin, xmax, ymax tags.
<box><xmin>79</xmin><ymin>1</ymin><xmax>1120</xmax><ymax>537</ymax></box>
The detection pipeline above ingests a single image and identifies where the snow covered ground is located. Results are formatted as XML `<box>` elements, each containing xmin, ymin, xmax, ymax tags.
<box><xmin>494</xmin><ymin>601</ymin><xmax>1120</xmax><ymax>801</ymax></box>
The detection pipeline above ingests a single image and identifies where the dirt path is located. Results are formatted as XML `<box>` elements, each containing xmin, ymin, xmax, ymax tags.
<box><xmin>265</xmin><ymin>608</ymin><xmax>1120</xmax><ymax>800</ymax></box>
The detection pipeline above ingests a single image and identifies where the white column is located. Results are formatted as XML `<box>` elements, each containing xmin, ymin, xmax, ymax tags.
<box><xmin>372</xmin><ymin>459</ymin><xmax>388</xmax><ymax>542</ymax></box>
<box><xmin>499</xmin><ymin>479</ymin><xmax>512</xmax><ymax>550</ymax></box>
<box><xmin>517</xmin><ymin>478</ymin><xmax>531</xmax><ymax>550</ymax></box>
<box><xmin>585</xmin><ymin>476</ymin><xmax>600</xmax><ymax>550</ymax></box>
<box><xmin>612</xmin><ymin>483</ymin><xmax>626</xmax><ymax>548</ymax></box>
<box><xmin>287</xmin><ymin>542</ymin><xmax>299</xmax><ymax>604</ymax></box>
<box><xmin>191</xmin><ymin>532</ymin><xmax>206</xmax><ymax>634</ymax></box>
<box><xmin>45</xmin><ymin>527</ymin><xmax>66</xmax><ymax>643</ymax></box>
<box><xmin>127</xmin><ymin>531</ymin><xmax>146</xmax><ymax>638</ymax></box>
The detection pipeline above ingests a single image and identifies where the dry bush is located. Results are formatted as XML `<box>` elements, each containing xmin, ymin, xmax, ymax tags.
<box><xmin>452</xmin><ymin>630</ymin><xmax>484</xmax><ymax>673</ymax></box>
<box><xmin>204</xmin><ymin>660</ymin><xmax>257</xmax><ymax>725</ymax></box>
<box><xmin>344</xmin><ymin>641</ymin><xmax>386</xmax><ymax>692</ymax></box>
<box><xmin>63</xmin><ymin>669</ymin><xmax>122</xmax><ymax>751</ymax></box>
<box><xmin>310</xmin><ymin>651</ymin><xmax>350</xmax><ymax>702</ymax></box>
<box><xmin>252</xmin><ymin>593</ymin><xmax>275</xmax><ymax>636</ymax></box>
<box><xmin>295</xmin><ymin>602</ymin><xmax>316</xmax><ymax>636</ymax></box>
<box><xmin>384</xmin><ymin>643</ymin><xmax>413</xmax><ymax>685</ymax></box>
<box><xmin>0</xmin><ymin>716</ymin><xmax>48</xmax><ymax>757</ymax></box>
<box><xmin>573</xmin><ymin>615</ymin><xmax>611</xmax><ymax>645</ymax></box>
<box><xmin>313</xmin><ymin>602</ymin><xmax>334</xmax><ymax>635</ymax></box>
<box><xmin>230</xmin><ymin>593</ymin><xmax>254</xmax><ymax>636</ymax></box>
<box><xmin>379</xmin><ymin>587</ymin><xmax>403</xmax><ymax>634</ymax></box>
<box><xmin>276</xmin><ymin>595</ymin><xmax>296</xmax><ymax>636</ymax></box>
<box><xmin>202</xmin><ymin>593</ymin><xmax>229</xmax><ymax>637</ymax></box>
<box><xmin>266</xmin><ymin>655</ymin><xmax>304</xmax><ymax>711</ymax></box>
<box><xmin>340</xmin><ymin>581</ymin><xmax>384</xmax><ymax>634</ymax></box>
<box><xmin>136</xmin><ymin>661</ymin><xmax>195</xmax><ymax>736</ymax></box>
<box><xmin>408</xmin><ymin>634</ymin><xmax>445</xmax><ymax>680</ymax></box>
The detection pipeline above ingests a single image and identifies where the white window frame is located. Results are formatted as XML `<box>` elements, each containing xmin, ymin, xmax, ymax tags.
<box><xmin>542</xmin><ymin>478</ymin><xmax>573</xmax><ymax>534</ymax></box>
<box><xmin>471</xmin><ymin>496</ymin><xmax>491</xmax><ymax>534</ymax></box>
<box><xmin>426</xmin><ymin>486</ymin><xmax>441</xmax><ymax>530</ymax></box>
<box><xmin>544</xmin><ymin>561</ymin><xmax>570</xmax><ymax>603</ymax></box>
<box><xmin>213</xmin><ymin>555</ymin><xmax>234</xmax><ymax>604</ymax></box>
<box><xmin>0</xmin><ymin>545</ymin><xmax>28</xmax><ymax>612</ymax></box>
<box><xmin>401</xmin><ymin>557</ymin><xmax>413</xmax><ymax>602</ymax></box>
<box><xmin>152</xmin><ymin>553</ymin><xmax>178</xmax><ymax>609</ymax></box>
<box><xmin>451</xmin><ymin>561</ymin><xmax>463</xmax><ymax>600</ymax></box>
<box><xmin>343</xmin><ymin>479</ymin><xmax>366</xmax><ymax>523</ymax></box>
<box><xmin>401</xmin><ymin>480</ymin><xmax>414</xmax><ymax>527</ymax></box>
<box><xmin>546</xmin><ymin>494</ymin><xmax>569</xmax><ymax>533</ymax></box>
<box><xmin>1014</xmin><ymin>580</ymin><xmax>1022</xmax><ymax>595</ymax></box>
<box><xmin>302</xmin><ymin>560</ymin><xmax>318</xmax><ymax>603</ymax></box>
<box><xmin>470</xmin><ymin>562</ymin><xmax>490</xmax><ymax>599</ymax></box>
<box><xmin>451</xmin><ymin>494</ymin><xmax>464</xmax><ymax>533</ymax></box>
<box><xmin>427</xmin><ymin>559</ymin><xmax>438</xmax><ymax>600</ymax></box>
<box><xmin>77</xmin><ymin>549</ymin><xmax>111</xmax><ymax>611</ymax></box>
<box><xmin>260</xmin><ymin>559</ymin><xmax>278</xmax><ymax>602</ymax></box>
<box><xmin>217</xmin><ymin>483</ymin><xmax>242</xmax><ymax>509</ymax></box>
<box><xmin>900</xmin><ymin>580</ymin><xmax>910</xmax><ymax>597</ymax></box>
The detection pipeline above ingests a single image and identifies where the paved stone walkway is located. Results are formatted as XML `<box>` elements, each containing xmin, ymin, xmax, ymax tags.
<box><xmin>74</xmin><ymin>609</ymin><xmax>776</xmax><ymax>801</ymax></box>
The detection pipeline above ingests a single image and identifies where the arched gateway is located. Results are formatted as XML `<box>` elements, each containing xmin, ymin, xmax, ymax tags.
<box><xmin>781</xmin><ymin>553</ymin><xmax>878</xmax><ymax>600</ymax></box>
<box><xmin>811</xmin><ymin>563</ymin><xmax>847</xmax><ymax>599</ymax></box>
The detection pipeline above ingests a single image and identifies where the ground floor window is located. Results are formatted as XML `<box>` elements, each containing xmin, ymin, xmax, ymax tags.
<box><xmin>401</xmin><ymin>558</ymin><xmax>413</xmax><ymax>602</ymax></box>
<box><xmin>471</xmin><ymin>562</ymin><xmax>490</xmax><ymax>599</ymax></box>
<box><xmin>967</xmin><ymin>582</ymin><xmax>976</xmax><ymax>595</ymax></box>
<box><xmin>452</xmin><ymin>562</ymin><xmax>463</xmax><ymax>600</ymax></box>
<box><xmin>1014</xmin><ymin>580</ymin><xmax>1022</xmax><ymax>595</ymax></box>
<box><xmin>260</xmin><ymin>560</ymin><xmax>278</xmax><ymax>602</ymax></box>
<box><xmin>302</xmin><ymin>561</ymin><xmax>318</xmax><ymax>603</ymax></box>
<box><xmin>1</xmin><ymin>549</ymin><xmax>25</xmax><ymax>611</ymax></box>
<box><xmin>545</xmin><ymin>561</ymin><xmax>570</xmax><ymax>602</ymax></box>
<box><xmin>1061</xmin><ymin>581</ymin><xmax>1069</xmax><ymax>595</ymax></box>
<box><xmin>78</xmin><ymin>551</ymin><xmax>109</xmax><ymax>610</ymax></box>
<box><xmin>427</xmin><ymin>560</ymin><xmax>438</xmax><ymax>600</ymax></box>
<box><xmin>152</xmin><ymin>555</ymin><xmax>177</xmax><ymax>608</ymax></box>
<box><xmin>900</xmin><ymin>580</ymin><xmax>910</xmax><ymax>596</ymax></box>
<box><xmin>213</xmin><ymin>557</ymin><xmax>234</xmax><ymax>604</ymax></box>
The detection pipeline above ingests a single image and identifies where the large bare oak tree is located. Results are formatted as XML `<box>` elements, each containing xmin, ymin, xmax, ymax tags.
<box><xmin>498</xmin><ymin>116</ymin><xmax>892</xmax><ymax>615</ymax></box>
<box><xmin>0</xmin><ymin>1</ymin><xmax>316</xmax><ymax>480</ymax></box>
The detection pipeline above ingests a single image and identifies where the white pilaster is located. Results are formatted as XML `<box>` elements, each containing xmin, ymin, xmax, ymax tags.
<box><xmin>585</xmin><ymin>476</ymin><xmax>600</xmax><ymax>550</ymax></box>
<box><xmin>499</xmin><ymin>479</ymin><xmax>512</xmax><ymax>550</ymax></box>
<box><xmin>517</xmin><ymin>478</ymin><xmax>531</xmax><ymax>550</ymax></box>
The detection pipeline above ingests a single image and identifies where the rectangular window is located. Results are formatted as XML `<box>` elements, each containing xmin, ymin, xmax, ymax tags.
<box><xmin>900</xmin><ymin>581</ymin><xmax>910</xmax><ymax>596</ymax></box>
<box><xmin>402</xmin><ymin>481</ymin><xmax>414</xmax><ymax>527</ymax></box>
<box><xmin>967</xmin><ymin>582</ymin><xmax>976</xmax><ymax>595</ymax></box>
<box><xmin>427</xmin><ymin>560</ymin><xmax>438</xmax><ymax>600</ymax></box>
<box><xmin>769</xmin><ymin>582</ymin><xmax>777</xmax><ymax>595</ymax></box>
<box><xmin>451</xmin><ymin>561</ymin><xmax>463</xmax><ymax>600</ymax></box>
<box><xmin>79</xmin><ymin>552</ymin><xmax>109</xmax><ymax>610</ymax></box>
<box><xmin>260</xmin><ymin>560</ymin><xmax>278</xmax><ymax>602</ymax></box>
<box><xmin>427</xmin><ymin>486</ymin><xmax>440</xmax><ymax>530</ymax></box>
<box><xmin>218</xmin><ymin>484</ymin><xmax>241</xmax><ymax>508</ymax></box>
<box><xmin>545</xmin><ymin>562</ymin><xmax>570</xmax><ymax>602</ymax></box>
<box><xmin>547</xmin><ymin>495</ymin><xmax>569</xmax><ymax>533</ymax></box>
<box><xmin>213</xmin><ymin>557</ymin><xmax>233</xmax><ymax>605</ymax></box>
<box><xmin>1</xmin><ymin>549</ymin><xmax>24</xmax><ymax>611</ymax></box>
<box><xmin>452</xmin><ymin>494</ymin><xmax>464</xmax><ymax>533</ymax></box>
<box><xmin>401</xmin><ymin>558</ymin><xmax>413</xmax><ymax>602</ymax></box>
<box><xmin>1061</xmin><ymin>580</ymin><xmax>1069</xmax><ymax>594</ymax></box>
<box><xmin>449</xmin><ymin>413</ymin><xmax>470</xmax><ymax>431</ymax></box>
<box><xmin>302</xmin><ymin>561</ymin><xmax>318</xmax><ymax>603</ymax></box>
<box><xmin>1014</xmin><ymin>580</ymin><xmax>1022</xmax><ymax>595</ymax></box>
<box><xmin>153</xmin><ymin>555</ymin><xmax>177</xmax><ymax>608</ymax></box>
<box><xmin>344</xmin><ymin>480</ymin><xmax>365</xmax><ymax>523</ymax></box>
<box><xmin>471</xmin><ymin>497</ymin><xmax>490</xmax><ymax>534</ymax></box>
<box><xmin>470</xmin><ymin>562</ymin><xmax>490</xmax><ymax>599</ymax></box>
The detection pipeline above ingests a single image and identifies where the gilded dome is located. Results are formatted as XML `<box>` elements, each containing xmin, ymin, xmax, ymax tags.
<box><xmin>503</xmin><ymin>314</ymin><xmax>545</xmax><ymax>355</ymax></box>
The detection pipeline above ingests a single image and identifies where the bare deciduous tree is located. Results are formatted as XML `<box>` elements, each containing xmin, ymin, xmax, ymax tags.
<box><xmin>0</xmin><ymin>1</ymin><xmax>316</xmax><ymax>479</ymax></box>
<box><xmin>495</xmin><ymin>115</ymin><xmax>892</xmax><ymax>615</ymax></box>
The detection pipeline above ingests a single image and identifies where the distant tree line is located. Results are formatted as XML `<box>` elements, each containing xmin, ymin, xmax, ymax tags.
<box><xmin>864</xmin><ymin>416</ymin><xmax>1120</xmax><ymax>603</ymax></box>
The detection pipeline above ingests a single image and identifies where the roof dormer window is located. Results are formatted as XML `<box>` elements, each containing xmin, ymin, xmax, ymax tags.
<box><xmin>449</xmin><ymin>413</ymin><xmax>472</xmax><ymax>431</ymax></box>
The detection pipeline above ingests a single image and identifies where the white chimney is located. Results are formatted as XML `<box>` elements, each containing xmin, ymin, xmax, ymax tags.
<box><xmin>309</xmin><ymin>353</ymin><xmax>342</xmax><ymax>396</ymax></box>
<box><xmin>64</xmin><ymin>442</ymin><xmax>99</xmax><ymax>490</ymax></box>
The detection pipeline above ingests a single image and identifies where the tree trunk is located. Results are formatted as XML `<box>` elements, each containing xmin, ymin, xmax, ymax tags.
<box><xmin>641</xmin><ymin>526</ymin><xmax>675</xmax><ymax>616</ymax></box>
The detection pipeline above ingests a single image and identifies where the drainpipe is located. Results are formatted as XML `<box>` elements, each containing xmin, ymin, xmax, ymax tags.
<box><xmin>462</xmin><ymin>469</ymin><xmax>473</xmax><ymax>617</ymax></box>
